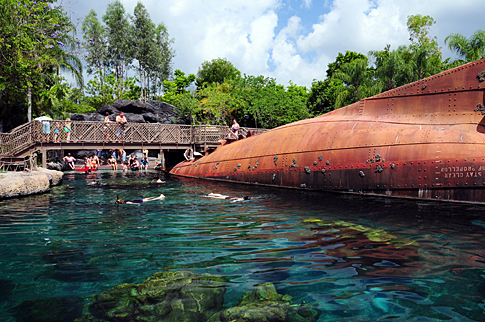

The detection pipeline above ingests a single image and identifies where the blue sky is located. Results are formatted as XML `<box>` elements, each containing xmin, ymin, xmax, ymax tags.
<box><xmin>63</xmin><ymin>0</ymin><xmax>485</xmax><ymax>88</ymax></box>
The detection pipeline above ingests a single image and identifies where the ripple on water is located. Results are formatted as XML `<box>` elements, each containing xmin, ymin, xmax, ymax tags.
<box><xmin>0</xmin><ymin>172</ymin><xmax>484</xmax><ymax>321</ymax></box>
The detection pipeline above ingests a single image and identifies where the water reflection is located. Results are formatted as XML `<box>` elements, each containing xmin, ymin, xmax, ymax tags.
<box><xmin>0</xmin><ymin>172</ymin><xmax>484</xmax><ymax>321</ymax></box>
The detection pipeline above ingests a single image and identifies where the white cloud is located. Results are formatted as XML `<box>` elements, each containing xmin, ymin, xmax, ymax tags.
<box><xmin>302</xmin><ymin>0</ymin><xmax>312</xmax><ymax>9</ymax></box>
<box><xmin>64</xmin><ymin>0</ymin><xmax>485</xmax><ymax>88</ymax></box>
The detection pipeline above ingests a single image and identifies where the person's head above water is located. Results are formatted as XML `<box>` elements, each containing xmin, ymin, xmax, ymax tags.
<box><xmin>243</xmin><ymin>196</ymin><xmax>251</xmax><ymax>200</ymax></box>
<box><xmin>115</xmin><ymin>195</ymin><xmax>125</xmax><ymax>204</ymax></box>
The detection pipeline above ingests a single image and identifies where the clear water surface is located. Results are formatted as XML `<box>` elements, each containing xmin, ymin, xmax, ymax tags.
<box><xmin>1</xmin><ymin>170</ymin><xmax>485</xmax><ymax>321</ymax></box>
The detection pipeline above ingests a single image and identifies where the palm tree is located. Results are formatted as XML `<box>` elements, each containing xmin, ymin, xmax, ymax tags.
<box><xmin>332</xmin><ymin>58</ymin><xmax>380</xmax><ymax>108</ymax></box>
<box><xmin>370</xmin><ymin>45</ymin><xmax>413</xmax><ymax>91</ymax></box>
<box><xmin>445</xmin><ymin>30</ymin><xmax>485</xmax><ymax>62</ymax></box>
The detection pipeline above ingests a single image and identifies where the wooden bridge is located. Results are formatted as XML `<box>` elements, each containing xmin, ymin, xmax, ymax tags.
<box><xmin>0</xmin><ymin>120</ymin><xmax>266</xmax><ymax>169</ymax></box>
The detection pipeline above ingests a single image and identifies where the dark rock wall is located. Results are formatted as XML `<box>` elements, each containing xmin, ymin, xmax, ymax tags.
<box><xmin>71</xmin><ymin>100</ymin><xmax>189</xmax><ymax>125</ymax></box>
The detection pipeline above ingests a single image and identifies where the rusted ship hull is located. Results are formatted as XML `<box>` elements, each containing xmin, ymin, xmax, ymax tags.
<box><xmin>170</xmin><ymin>59</ymin><xmax>485</xmax><ymax>204</ymax></box>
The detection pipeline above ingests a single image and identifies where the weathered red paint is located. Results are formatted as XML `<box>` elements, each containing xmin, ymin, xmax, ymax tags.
<box><xmin>170</xmin><ymin>59</ymin><xmax>485</xmax><ymax>203</ymax></box>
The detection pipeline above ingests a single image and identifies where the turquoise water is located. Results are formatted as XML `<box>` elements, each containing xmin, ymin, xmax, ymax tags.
<box><xmin>1</xmin><ymin>170</ymin><xmax>485</xmax><ymax>321</ymax></box>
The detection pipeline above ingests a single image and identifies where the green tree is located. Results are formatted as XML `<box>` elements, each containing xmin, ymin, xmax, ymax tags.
<box><xmin>405</xmin><ymin>15</ymin><xmax>443</xmax><ymax>80</ymax></box>
<box><xmin>198</xmin><ymin>82</ymin><xmax>244</xmax><ymax>125</ymax></box>
<box><xmin>160</xmin><ymin>69</ymin><xmax>196</xmax><ymax>117</ymax></box>
<box><xmin>196</xmin><ymin>58</ymin><xmax>241</xmax><ymax>89</ymax></box>
<box><xmin>82</xmin><ymin>10</ymin><xmax>107</xmax><ymax>78</ymax></box>
<box><xmin>369</xmin><ymin>45</ymin><xmax>413</xmax><ymax>91</ymax></box>
<box><xmin>85</xmin><ymin>71</ymin><xmax>140</xmax><ymax>108</ymax></box>
<box><xmin>332</xmin><ymin>58</ymin><xmax>379</xmax><ymax>107</ymax></box>
<box><xmin>0</xmin><ymin>0</ymin><xmax>81</xmax><ymax>124</ymax></box>
<box><xmin>445</xmin><ymin>29</ymin><xmax>485</xmax><ymax>62</ymax></box>
<box><xmin>132</xmin><ymin>2</ymin><xmax>156</xmax><ymax>102</ymax></box>
<box><xmin>83</xmin><ymin>3</ymin><xmax>175</xmax><ymax>103</ymax></box>
<box><xmin>232</xmin><ymin>75</ymin><xmax>309</xmax><ymax>128</ymax></box>
<box><xmin>103</xmin><ymin>1</ymin><xmax>133</xmax><ymax>83</ymax></box>
<box><xmin>326</xmin><ymin>51</ymin><xmax>368</xmax><ymax>78</ymax></box>
<box><xmin>149</xmin><ymin>23</ymin><xmax>175</xmax><ymax>98</ymax></box>
<box><xmin>407</xmin><ymin>14</ymin><xmax>436</xmax><ymax>47</ymax></box>
<box><xmin>307</xmin><ymin>78</ymin><xmax>345</xmax><ymax>115</ymax></box>
<box><xmin>163</xmin><ymin>69</ymin><xmax>195</xmax><ymax>94</ymax></box>
<box><xmin>307</xmin><ymin>51</ymin><xmax>368</xmax><ymax>113</ymax></box>
<box><xmin>409</xmin><ymin>42</ymin><xmax>441</xmax><ymax>80</ymax></box>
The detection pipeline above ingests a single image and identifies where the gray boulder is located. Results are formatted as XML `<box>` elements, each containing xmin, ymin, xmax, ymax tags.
<box><xmin>112</xmin><ymin>100</ymin><xmax>148</xmax><ymax>114</ymax></box>
<box><xmin>142</xmin><ymin>112</ymin><xmax>161</xmax><ymax>123</ymax></box>
<box><xmin>123</xmin><ymin>113</ymin><xmax>146</xmax><ymax>123</ymax></box>
<box><xmin>97</xmin><ymin>105</ymin><xmax>119</xmax><ymax>117</ymax></box>
<box><xmin>72</xmin><ymin>99</ymin><xmax>189</xmax><ymax>125</ymax></box>
<box><xmin>71</xmin><ymin>112</ymin><xmax>104</xmax><ymax>122</ymax></box>
<box><xmin>47</xmin><ymin>162</ymin><xmax>63</xmax><ymax>171</ymax></box>
<box><xmin>0</xmin><ymin>168</ymin><xmax>63</xmax><ymax>199</ymax></box>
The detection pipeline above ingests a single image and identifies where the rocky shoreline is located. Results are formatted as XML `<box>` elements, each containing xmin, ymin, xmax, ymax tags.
<box><xmin>0</xmin><ymin>168</ymin><xmax>63</xmax><ymax>199</ymax></box>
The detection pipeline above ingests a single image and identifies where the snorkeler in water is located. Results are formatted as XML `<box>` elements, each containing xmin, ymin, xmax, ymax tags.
<box><xmin>115</xmin><ymin>194</ymin><xmax>165</xmax><ymax>205</ymax></box>
<box><xmin>152</xmin><ymin>175</ymin><xmax>165</xmax><ymax>183</ymax></box>
<box><xmin>206</xmin><ymin>193</ymin><xmax>251</xmax><ymax>202</ymax></box>
<box><xmin>87</xmin><ymin>180</ymin><xmax>104</xmax><ymax>186</ymax></box>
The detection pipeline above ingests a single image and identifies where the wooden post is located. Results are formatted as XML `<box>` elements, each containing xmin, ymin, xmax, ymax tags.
<box><xmin>41</xmin><ymin>148</ymin><xmax>46</xmax><ymax>169</ymax></box>
<box><xmin>158</xmin><ymin>149</ymin><xmax>165</xmax><ymax>171</ymax></box>
<box><xmin>33</xmin><ymin>151</ymin><xmax>37</xmax><ymax>171</ymax></box>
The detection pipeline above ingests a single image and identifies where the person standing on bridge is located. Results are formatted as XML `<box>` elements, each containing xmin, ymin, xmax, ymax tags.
<box><xmin>64</xmin><ymin>118</ymin><xmax>72</xmax><ymax>143</ymax></box>
<box><xmin>104</xmin><ymin>112</ymin><xmax>112</xmax><ymax>142</ymax></box>
<box><xmin>231</xmin><ymin>119</ymin><xmax>240</xmax><ymax>139</ymax></box>
<box><xmin>42</xmin><ymin>119</ymin><xmax>51</xmax><ymax>143</ymax></box>
<box><xmin>116</xmin><ymin>112</ymin><xmax>127</xmax><ymax>142</ymax></box>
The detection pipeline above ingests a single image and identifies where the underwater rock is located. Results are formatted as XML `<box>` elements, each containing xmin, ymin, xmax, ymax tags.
<box><xmin>208</xmin><ymin>283</ymin><xmax>320</xmax><ymax>322</ymax></box>
<box><xmin>0</xmin><ymin>278</ymin><xmax>15</xmax><ymax>301</ymax></box>
<box><xmin>303</xmin><ymin>219</ymin><xmax>418</xmax><ymax>246</ymax></box>
<box><xmin>77</xmin><ymin>270</ymin><xmax>227</xmax><ymax>322</ymax></box>
<box><xmin>13</xmin><ymin>297</ymin><xmax>84</xmax><ymax>322</ymax></box>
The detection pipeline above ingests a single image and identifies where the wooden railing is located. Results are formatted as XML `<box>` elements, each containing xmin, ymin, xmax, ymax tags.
<box><xmin>0</xmin><ymin>121</ymin><xmax>266</xmax><ymax>157</ymax></box>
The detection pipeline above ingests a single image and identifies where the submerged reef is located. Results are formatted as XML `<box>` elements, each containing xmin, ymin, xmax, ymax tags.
<box><xmin>209</xmin><ymin>282</ymin><xmax>321</xmax><ymax>322</ymax></box>
<box><xmin>304</xmin><ymin>219</ymin><xmax>418</xmax><ymax>247</ymax></box>
<box><xmin>76</xmin><ymin>271</ymin><xmax>320</xmax><ymax>322</ymax></box>
<box><xmin>77</xmin><ymin>270</ymin><xmax>227</xmax><ymax>322</ymax></box>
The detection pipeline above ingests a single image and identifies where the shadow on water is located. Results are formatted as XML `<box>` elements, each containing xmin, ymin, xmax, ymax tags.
<box><xmin>12</xmin><ymin>297</ymin><xmax>84</xmax><ymax>322</ymax></box>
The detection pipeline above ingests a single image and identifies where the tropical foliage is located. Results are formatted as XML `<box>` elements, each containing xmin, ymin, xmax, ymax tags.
<box><xmin>2</xmin><ymin>6</ymin><xmax>485</xmax><ymax>131</ymax></box>
<box><xmin>0</xmin><ymin>0</ymin><xmax>82</xmax><ymax>124</ymax></box>
<box><xmin>196</xmin><ymin>58</ymin><xmax>241</xmax><ymax>89</ymax></box>
<box><xmin>445</xmin><ymin>30</ymin><xmax>485</xmax><ymax>63</ymax></box>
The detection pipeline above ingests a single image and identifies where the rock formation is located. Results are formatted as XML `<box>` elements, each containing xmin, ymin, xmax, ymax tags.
<box><xmin>208</xmin><ymin>283</ymin><xmax>321</xmax><ymax>322</ymax></box>
<box><xmin>70</xmin><ymin>100</ymin><xmax>189</xmax><ymax>125</ymax></box>
<box><xmin>75</xmin><ymin>271</ymin><xmax>321</xmax><ymax>322</ymax></box>
<box><xmin>77</xmin><ymin>270</ymin><xmax>227</xmax><ymax>322</ymax></box>
<box><xmin>0</xmin><ymin>168</ymin><xmax>63</xmax><ymax>199</ymax></box>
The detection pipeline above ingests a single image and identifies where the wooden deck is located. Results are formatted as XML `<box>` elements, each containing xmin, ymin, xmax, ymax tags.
<box><xmin>0</xmin><ymin>121</ymin><xmax>266</xmax><ymax>168</ymax></box>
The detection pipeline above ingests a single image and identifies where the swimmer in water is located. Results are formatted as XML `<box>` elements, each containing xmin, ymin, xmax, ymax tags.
<box><xmin>115</xmin><ymin>194</ymin><xmax>165</xmax><ymax>205</ymax></box>
<box><xmin>207</xmin><ymin>193</ymin><xmax>251</xmax><ymax>202</ymax></box>
<box><xmin>87</xmin><ymin>180</ymin><xmax>104</xmax><ymax>186</ymax></box>
<box><xmin>152</xmin><ymin>175</ymin><xmax>165</xmax><ymax>183</ymax></box>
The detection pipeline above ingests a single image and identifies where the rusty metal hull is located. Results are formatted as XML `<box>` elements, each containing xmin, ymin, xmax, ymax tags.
<box><xmin>170</xmin><ymin>59</ymin><xmax>485</xmax><ymax>204</ymax></box>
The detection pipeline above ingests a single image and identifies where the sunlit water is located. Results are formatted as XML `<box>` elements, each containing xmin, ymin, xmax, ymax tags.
<box><xmin>1</xmin><ymin>170</ymin><xmax>485</xmax><ymax>321</ymax></box>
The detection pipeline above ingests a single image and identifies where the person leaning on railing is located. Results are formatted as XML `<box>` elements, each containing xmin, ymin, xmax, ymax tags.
<box><xmin>53</xmin><ymin>121</ymin><xmax>61</xmax><ymax>143</ymax></box>
<box><xmin>64</xmin><ymin>118</ymin><xmax>71</xmax><ymax>143</ymax></box>
<box><xmin>115</xmin><ymin>112</ymin><xmax>127</xmax><ymax>142</ymax></box>
<box><xmin>42</xmin><ymin>120</ymin><xmax>51</xmax><ymax>143</ymax></box>
<box><xmin>104</xmin><ymin>112</ymin><xmax>112</xmax><ymax>143</ymax></box>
